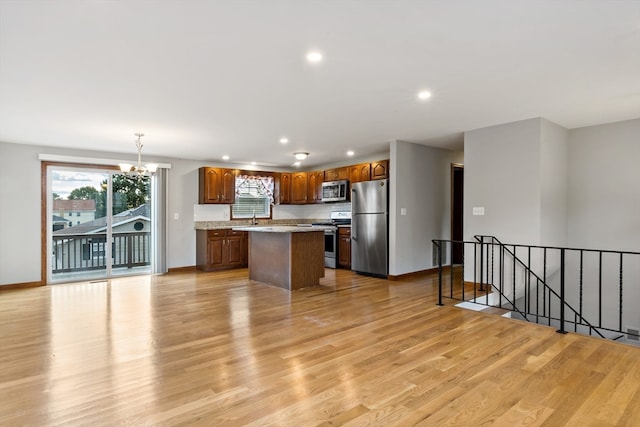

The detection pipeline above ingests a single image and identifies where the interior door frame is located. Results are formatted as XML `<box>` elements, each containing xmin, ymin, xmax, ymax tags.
<box><xmin>450</xmin><ymin>163</ymin><xmax>464</xmax><ymax>264</ymax></box>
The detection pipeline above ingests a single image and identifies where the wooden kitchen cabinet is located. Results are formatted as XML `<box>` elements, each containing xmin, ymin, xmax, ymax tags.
<box><xmin>324</xmin><ymin>167</ymin><xmax>349</xmax><ymax>182</ymax></box>
<box><xmin>196</xmin><ymin>229</ymin><xmax>248</xmax><ymax>271</ymax></box>
<box><xmin>291</xmin><ymin>172</ymin><xmax>308</xmax><ymax>204</ymax></box>
<box><xmin>207</xmin><ymin>230</ymin><xmax>225</xmax><ymax>268</ymax></box>
<box><xmin>225</xmin><ymin>229</ymin><xmax>245</xmax><ymax>267</ymax></box>
<box><xmin>277</xmin><ymin>173</ymin><xmax>291</xmax><ymax>204</ymax></box>
<box><xmin>370</xmin><ymin>160</ymin><xmax>389</xmax><ymax>180</ymax></box>
<box><xmin>241</xmin><ymin>231</ymin><xmax>249</xmax><ymax>265</ymax></box>
<box><xmin>349</xmin><ymin>163</ymin><xmax>371</xmax><ymax>185</ymax></box>
<box><xmin>307</xmin><ymin>171</ymin><xmax>324</xmax><ymax>203</ymax></box>
<box><xmin>338</xmin><ymin>227</ymin><xmax>351</xmax><ymax>269</ymax></box>
<box><xmin>198</xmin><ymin>167</ymin><xmax>236</xmax><ymax>204</ymax></box>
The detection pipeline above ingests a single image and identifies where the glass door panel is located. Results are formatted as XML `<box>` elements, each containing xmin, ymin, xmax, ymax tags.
<box><xmin>50</xmin><ymin>168</ymin><xmax>110</xmax><ymax>283</ymax></box>
<box><xmin>110</xmin><ymin>173</ymin><xmax>152</xmax><ymax>277</ymax></box>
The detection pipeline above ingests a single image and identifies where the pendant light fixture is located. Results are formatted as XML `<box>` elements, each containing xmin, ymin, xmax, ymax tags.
<box><xmin>118</xmin><ymin>133</ymin><xmax>158</xmax><ymax>178</ymax></box>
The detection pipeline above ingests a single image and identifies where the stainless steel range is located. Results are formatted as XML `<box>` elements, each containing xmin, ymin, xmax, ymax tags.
<box><xmin>313</xmin><ymin>211</ymin><xmax>351</xmax><ymax>268</ymax></box>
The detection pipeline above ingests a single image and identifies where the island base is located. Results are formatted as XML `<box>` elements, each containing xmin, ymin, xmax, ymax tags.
<box><xmin>248</xmin><ymin>231</ymin><xmax>325</xmax><ymax>290</ymax></box>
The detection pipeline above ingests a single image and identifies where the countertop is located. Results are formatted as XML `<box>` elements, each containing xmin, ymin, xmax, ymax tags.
<box><xmin>195</xmin><ymin>219</ymin><xmax>327</xmax><ymax>230</ymax></box>
<box><xmin>232</xmin><ymin>225</ymin><xmax>332</xmax><ymax>233</ymax></box>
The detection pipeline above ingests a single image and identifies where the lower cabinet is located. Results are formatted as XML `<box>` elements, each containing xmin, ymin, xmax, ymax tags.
<box><xmin>338</xmin><ymin>227</ymin><xmax>351</xmax><ymax>269</ymax></box>
<box><xmin>196</xmin><ymin>229</ymin><xmax>248</xmax><ymax>271</ymax></box>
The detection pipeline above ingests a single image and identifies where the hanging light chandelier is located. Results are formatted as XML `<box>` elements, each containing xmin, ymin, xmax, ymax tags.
<box><xmin>118</xmin><ymin>133</ymin><xmax>158</xmax><ymax>178</ymax></box>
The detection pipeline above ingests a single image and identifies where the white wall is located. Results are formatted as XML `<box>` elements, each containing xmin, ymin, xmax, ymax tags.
<box><xmin>566</xmin><ymin>118</ymin><xmax>640</xmax><ymax>334</ymax></box>
<box><xmin>540</xmin><ymin>119</ymin><xmax>569</xmax><ymax>247</ymax></box>
<box><xmin>464</xmin><ymin>118</ymin><xmax>542</xmax><ymax>245</ymax></box>
<box><xmin>390</xmin><ymin>140</ymin><xmax>462</xmax><ymax>275</ymax></box>
<box><xmin>463</xmin><ymin>117</ymin><xmax>639</xmax><ymax>333</ymax></box>
<box><xmin>166</xmin><ymin>158</ymin><xmax>206</xmax><ymax>269</ymax></box>
<box><xmin>0</xmin><ymin>142</ymin><xmax>42</xmax><ymax>284</ymax></box>
<box><xmin>464</xmin><ymin>116</ymin><xmax>639</xmax><ymax>251</ymax></box>
<box><xmin>568</xmin><ymin>118</ymin><xmax>640</xmax><ymax>251</ymax></box>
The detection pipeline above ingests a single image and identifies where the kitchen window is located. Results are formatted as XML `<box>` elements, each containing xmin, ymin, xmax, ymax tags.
<box><xmin>231</xmin><ymin>175</ymin><xmax>274</xmax><ymax>219</ymax></box>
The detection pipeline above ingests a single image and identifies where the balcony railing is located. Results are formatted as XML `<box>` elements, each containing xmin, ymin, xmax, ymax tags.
<box><xmin>52</xmin><ymin>232</ymin><xmax>151</xmax><ymax>273</ymax></box>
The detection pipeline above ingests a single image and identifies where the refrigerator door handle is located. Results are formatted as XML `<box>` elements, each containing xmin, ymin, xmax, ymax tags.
<box><xmin>351</xmin><ymin>220</ymin><xmax>355</xmax><ymax>241</ymax></box>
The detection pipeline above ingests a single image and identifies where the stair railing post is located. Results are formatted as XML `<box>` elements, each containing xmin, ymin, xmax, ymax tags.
<box><xmin>557</xmin><ymin>248</ymin><xmax>568</xmax><ymax>334</ymax></box>
<box><xmin>436</xmin><ymin>240</ymin><xmax>443</xmax><ymax>306</ymax></box>
<box><xmin>479</xmin><ymin>236</ymin><xmax>484</xmax><ymax>292</ymax></box>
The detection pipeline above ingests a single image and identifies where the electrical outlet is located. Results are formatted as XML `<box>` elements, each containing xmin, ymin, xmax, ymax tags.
<box><xmin>472</xmin><ymin>207</ymin><xmax>485</xmax><ymax>216</ymax></box>
<box><xmin>173</xmin><ymin>213</ymin><xmax>179</xmax><ymax>220</ymax></box>
<box><xmin>400</xmin><ymin>208</ymin><xmax>407</xmax><ymax>216</ymax></box>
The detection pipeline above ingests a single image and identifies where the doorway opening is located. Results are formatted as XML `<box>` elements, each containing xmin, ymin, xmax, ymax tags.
<box><xmin>451</xmin><ymin>163</ymin><xmax>464</xmax><ymax>265</ymax></box>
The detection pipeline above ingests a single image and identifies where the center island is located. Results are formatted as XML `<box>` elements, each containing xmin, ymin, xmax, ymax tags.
<box><xmin>232</xmin><ymin>226</ymin><xmax>326</xmax><ymax>290</ymax></box>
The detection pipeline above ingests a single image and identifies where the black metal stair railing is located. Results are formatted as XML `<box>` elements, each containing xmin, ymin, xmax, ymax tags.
<box><xmin>434</xmin><ymin>239</ymin><xmax>530</xmax><ymax>321</ymax></box>
<box><xmin>473</xmin><ymin>235</ymin><xmax>603</xmax><ymax>338</ymax></box>
<box><xmin>433</xmin><ymin>237</ymin><xmax>640</xmax><ymax>342</ymax></box>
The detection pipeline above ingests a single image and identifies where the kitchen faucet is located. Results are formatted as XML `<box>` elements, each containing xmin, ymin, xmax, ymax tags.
<box><xmin>252</xmin><ymin>211</ymin><xmax>258</xmax><ymax>225</ymax></box>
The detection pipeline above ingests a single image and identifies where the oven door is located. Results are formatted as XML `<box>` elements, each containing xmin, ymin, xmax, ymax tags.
<box><xmin>324</xmin><ymin>229</ymin><xmax>337</xmax><ymax>268</ymax></box>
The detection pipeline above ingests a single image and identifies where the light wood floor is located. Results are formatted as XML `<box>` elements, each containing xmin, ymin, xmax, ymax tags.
<box><xmin>1</xmin><ymin>269</ymin><xmax>639</xmax><ymax>426</ymax></box>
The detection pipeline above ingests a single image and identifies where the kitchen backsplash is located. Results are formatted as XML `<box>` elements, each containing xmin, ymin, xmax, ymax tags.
<box><xmin>193</xmin><ymin>202</ymin><xmax>351</xmax><ymax>222</ymax></box>
<box><xmin>273</xmin><ymin>203</ymin><xmax>351</xmax><ymax>220</ymax></box>
<box><xmin>193</xmin><ymin>204</ymin><xmax>230</xmax><ymax>221</ymax></box>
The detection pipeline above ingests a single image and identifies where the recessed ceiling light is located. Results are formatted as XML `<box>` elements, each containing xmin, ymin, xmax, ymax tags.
<box><xmin>222</xmin><ymin>155</ymin><xmax>230</xmax><ymax>161</ymax></box>
<box><xmin>279</xmin><ymin>137</ymin><xmax>289</xmax><ymax>144</ymax></box>
<box><xmin>293</xmin><ymin>161</ymin><xmax>301</xmax><ymax>167</ymax></box>
<box><xmin>346</xmin><ymin>150</ymin><xmax>354</xmax><ymax>156</ymax></box>
<box><xmin>417</xmin><ymin>90</ymin><xmax>432</xmax><ymax>100</ymax></box>
<box><xmin>306</xmin><ymin>51</ymin><xmax>323</xmax><ymax>63</ymax></box>
<box><xmin>251</xmin><ymin>161</ymin><xmax>257</xmax><ymax>165</ymax></box>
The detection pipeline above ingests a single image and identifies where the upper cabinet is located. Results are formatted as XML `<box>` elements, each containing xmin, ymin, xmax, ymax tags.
<box><xmin>349</xmin><ymin>163</ymin><xmax>371</xmax><ymax>185</ymax></box>
<box><xmin>324</xmin><ymin>167</ymin><xmax>349</xmax><ymax>182</ymax></box>
<box><xmin>201</xmin><ymin>160</ymin><xmax>388</xmax><ymax>206</ymax></box>
<box><xmin>198</xmin><ymin>167</ymin><xmax>236</xmax><ymax>204</ymax></box>
<box><xmin>291</xmin><ymin>172</ymin><xmax>308</xmax><ymax>204</ymax></box>
<box><xmin>277</xmin><ymin>173</ymin><xmax>291</xmax><ymax>204</ymax></box>
<box><xmin>370</xmin><ymin>160</ymin><xmax>389</xmax><ymax>180</ymax></box>
<box><xmin>307</xmin><ymin>171</ymin><xmax>323</xmax><ymax>203</ymax></box>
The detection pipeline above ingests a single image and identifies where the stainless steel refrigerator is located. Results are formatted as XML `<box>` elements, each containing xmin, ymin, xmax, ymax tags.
<box><xmin>351</xmin><ymin>179</ymin><xmax>388</xmax><ymax>277</ymax></box>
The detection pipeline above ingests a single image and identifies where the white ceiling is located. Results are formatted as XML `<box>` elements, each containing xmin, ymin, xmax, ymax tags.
<box><xmin>1</xmin><ymin>1</ymin><xmax>639</xmax><ymax>169</ymax></box>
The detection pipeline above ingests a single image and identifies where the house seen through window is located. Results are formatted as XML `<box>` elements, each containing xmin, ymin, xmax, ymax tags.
<box><xmin>232</xmin><ymin>175</ymin><xmax>274</xmax><ymax>219</ymax></box>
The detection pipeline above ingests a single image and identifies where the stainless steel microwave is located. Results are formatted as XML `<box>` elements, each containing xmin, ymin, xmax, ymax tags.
<box><xmin>321</xmin><ymin>180</ymin><xmax>349</xmax><ymax>202</ymax></box>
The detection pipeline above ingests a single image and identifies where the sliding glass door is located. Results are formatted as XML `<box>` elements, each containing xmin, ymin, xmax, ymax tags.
<box><xmin>110</xmin><ymin>172</ymin><xmax>152</xmax><ymax>277</ymax></box>
<box><xmin>47</xmin><ymin>165</ymin><xmax>153</xmax><ymax>283</ymax></box>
